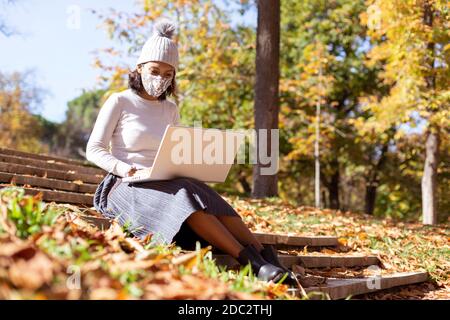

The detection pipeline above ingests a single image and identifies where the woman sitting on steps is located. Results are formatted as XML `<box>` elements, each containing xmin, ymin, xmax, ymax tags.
<box><xmin>86</xmin><ymin>18</ymin><xmax>296</xmax><ymax>284</ymax></box>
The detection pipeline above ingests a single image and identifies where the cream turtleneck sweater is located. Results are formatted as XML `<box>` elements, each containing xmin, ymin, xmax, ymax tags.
<box><xmin>86</xmin><ymin>89</ymin><xmax>180</xmax><ymax>177</ymax></box>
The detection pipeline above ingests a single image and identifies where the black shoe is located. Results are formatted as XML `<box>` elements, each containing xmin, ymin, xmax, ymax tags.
<box><xmin>258</xmin><ymin>244</ymin><xmax>298</xmax><ymax>284</ymax></box>
<box><xmin>236</xmin><ymin>244</ymin><xmax>286</xmax><ymax>282</ymax></box>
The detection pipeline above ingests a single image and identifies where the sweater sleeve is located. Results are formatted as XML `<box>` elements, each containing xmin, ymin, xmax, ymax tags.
<box><xmin>86</xmin><ymin>93</ymin><xmax>133</xmax><ymax>178</ymax></box>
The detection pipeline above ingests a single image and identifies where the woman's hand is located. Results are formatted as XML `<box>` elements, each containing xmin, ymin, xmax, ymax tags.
<box><xmin>127</xmin><ymin>166</ymin><xmax>152</xmax><ymax>177</ymax></box>
<box><xmin>127</xmin><ymin>166</ymin><xmax>138</xmax><ymax>177</ymax></box>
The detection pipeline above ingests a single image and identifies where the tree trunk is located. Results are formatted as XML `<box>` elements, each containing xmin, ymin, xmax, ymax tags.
<box><xmin>365</xmin><ymin>142</ymin><xmax>389</xmax><ymax>215</ymax></box>
<box><xmin>322</xmin><ymin>190</ymin><xmax>328</xmax><ymax>208</ymax></box>
<box><xmin>328</xmin><ymin>169</ymin><xmax>340</xmax><ymax>209</ymax></box>
<box><xmin>422</xmin><ymin>129</ymin><xmax>440</xmax><ymax>224</ymax></box>
<box><xmin>365</xmin><ymin>185</ymin><xmax>377</xmax><ymax>215</ymax></box>
<box><xmin>320</xmin><ymin>168</ymin><xmax>339</xmax><ymax>209</ymax></box>
<box><xmin>421</xmin><ymin>2</ymin><xmax>439</xmax><ymax>225</ymax></box>
<box><xmin>238</xmin><ymin>170</ymin><xmax>252</xmax><ymax>194</ymax></box>
<box><xmin>251</xmin><ymin>0</ymin><xmax>280</xmax><ymax>198</ymax></box>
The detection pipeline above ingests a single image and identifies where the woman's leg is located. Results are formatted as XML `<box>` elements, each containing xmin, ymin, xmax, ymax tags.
<box><xmin>183</xmin><ymin>180</ymin><xmax>265</xmax><ymax>252</ymax></box>
<box><xmin>185</xmin><ymin>210</ymin><xmax>291</xmax><ymax>283</ymax></box>
<box><xmin>185</xmin><ymin>210</ymin><xmax>244</xmax><ymax>258</ymax></box>
<box><xmin>215</xmin><ymin>215</ymin><xmax>265</xmax><ymax>252</ymax></box>
<box><xmin>215</xmin><ymin>215</ymin><xmax>298</xmax><ymax>283</ymax></box>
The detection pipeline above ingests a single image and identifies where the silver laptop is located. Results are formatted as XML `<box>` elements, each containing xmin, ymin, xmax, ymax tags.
<box><xmin>121</xmin><ymin>124</ymin><xmax>246</xmax><ymax>183</ymax></box>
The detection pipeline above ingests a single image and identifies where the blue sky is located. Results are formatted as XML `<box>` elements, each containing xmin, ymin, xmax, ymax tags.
<box><xmin>0</xmin><ymin>0</ymin><xmax>137</xmax><ymax>123</ymax></box>
<box><xmin>0</xmin><ymin>0</ymin><xmax>256</xmax><ymax>123</ymax></box>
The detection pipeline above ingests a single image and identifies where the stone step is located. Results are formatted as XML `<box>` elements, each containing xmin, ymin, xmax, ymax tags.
<box><xmin>0</xmin><ymin>172</ymin><xmax>97</xmax><ymax>194</ymax></box>
<box><xmin>0</xmin><ymin>184</ymin><xmax>93</xmax><ymax>206</ymax></box>
<box><xmin>253</xmin><ymin>232</ymin><xmax>339</xmax><ymax>247</ymax></box>
<box><xmin>0</xmin><ymin>147</ymin><xmax>91</xmax><ymax>167</ymax></box>
<box><xmin>297</xmin><ymin>271</ymin><xmax>429</xmax><ymax>300</ymax></box>
<box><xmin>212</xmin><ymin>253</ymin><xmax>380</xmax><ymax>269</ymax></box>
<box><xmin>0</xmin><ymin>162</ymin><xmax>103</xmax><ymax>185</ymax></box>
<box><xmin>0</xmin><ymin>153</ymin><xmax>105</xmax><ymax>176</ymax></box>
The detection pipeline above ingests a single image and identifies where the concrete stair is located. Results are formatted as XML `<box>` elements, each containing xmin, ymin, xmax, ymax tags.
<box><xmin>299</xmin><ymin>271</ymin><xmax>429</xmax><ymax>299</ymax></box>
<box><xmin>212</xmin><ymin>253</ymin><xmax>381</xmax><ymax>269</ymax></box>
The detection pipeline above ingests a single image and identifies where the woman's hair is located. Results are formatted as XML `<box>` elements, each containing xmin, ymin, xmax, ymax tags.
<box><xmin>128</xmin><ymin>65</ymin><xmax>177</xmax><ymax>101</ymax></box>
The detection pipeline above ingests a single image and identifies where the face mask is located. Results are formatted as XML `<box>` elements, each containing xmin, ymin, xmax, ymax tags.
<box><xmin>141</xmin><ymin>68</ymin><xmax>173</xmax><ymax>98</ymax></box>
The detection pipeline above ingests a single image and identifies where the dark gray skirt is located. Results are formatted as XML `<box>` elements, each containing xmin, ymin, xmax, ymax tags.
<box><xmin>93</xmin><ymin>172</ymin><xmax>240</xmax><ymax>248</ymax></box>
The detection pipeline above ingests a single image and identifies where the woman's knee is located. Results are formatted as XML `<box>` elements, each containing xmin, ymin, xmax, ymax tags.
<box><xmin>186</xmin><ymin>209</ymin><xmax>205</xmax><ymax>222</ymax></box>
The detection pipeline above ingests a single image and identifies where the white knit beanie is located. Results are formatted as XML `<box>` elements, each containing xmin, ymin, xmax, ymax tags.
<box><xmin>136</xmin><ymin>18</ymin><xmax>179</xmax><ymax>71</ymax></box>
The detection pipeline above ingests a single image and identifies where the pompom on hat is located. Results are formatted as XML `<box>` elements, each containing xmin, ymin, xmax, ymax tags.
<box><xmin>136</xmin><ymin>18</ymin><xmax>179</xmax><ymax>71</ymax></box>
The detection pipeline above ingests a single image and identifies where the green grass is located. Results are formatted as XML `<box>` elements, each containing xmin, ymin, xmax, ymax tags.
<box><xmin>0</xmin><ymin>187</ymin><xmax>63</xmax><ymax>238</ymax></box>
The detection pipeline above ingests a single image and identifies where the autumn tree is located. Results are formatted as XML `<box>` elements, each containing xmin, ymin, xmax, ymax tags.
<box><xmin>90</xmin><ymin>0</ymin><xmax>448</xmax><ymax>220</ymax></box>
<box><xmin>364</xmin><ymin>0</ymin><xmax>449</xmax><ymax>224</ymax></box>
<box><xmin>280</xmin><ymin>0</ymin><xmax>389</xmax><ymax>211</ymax></box>
<box><xmin>0</xmin><ymin>70</ymin><xmax>47</xmax><ymax>153</ymax></box>
<box><xmin>55</xmin><ymin>89</ymin><xmax>106</xmax><ymax>159</ymax></box>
